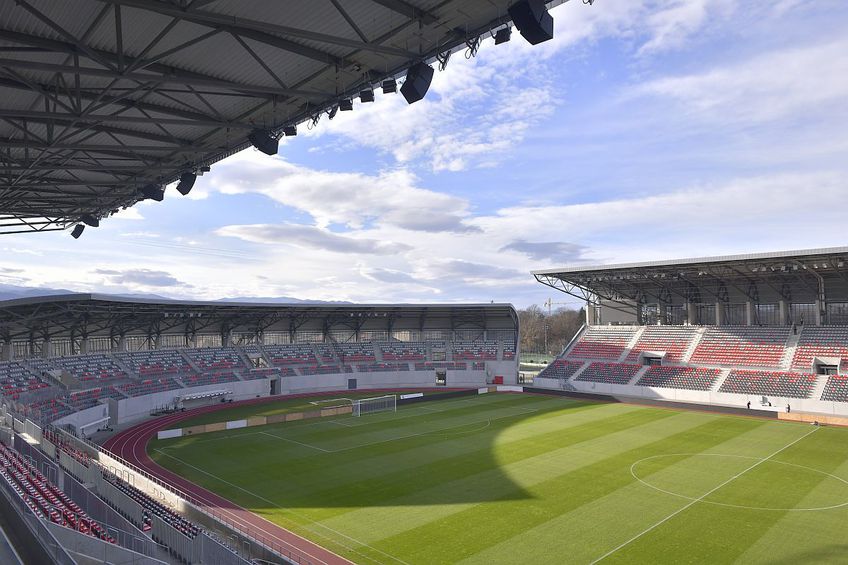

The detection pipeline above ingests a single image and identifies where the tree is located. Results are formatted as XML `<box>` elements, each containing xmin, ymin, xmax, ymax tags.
<box><xmin>518</xmin><ymin>304</ymin><xmax>584</xmax><ymax>355</ymax></box>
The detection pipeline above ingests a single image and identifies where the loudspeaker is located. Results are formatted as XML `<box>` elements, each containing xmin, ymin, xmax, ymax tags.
<box><xmin>140</xmin><ymin>184</ymin><xmax>165</xmax><ymax>202</ymax></box>
<box><xmin>248</xmin><ymin>129</ymin><xmax>279</xmax><ymax>156</ymax></box>
<box><xmin>508</xmin><ymin>0</ymin><xmax>554</xmax><ymax>45</ymax></box>
<box><xmin>71</xmin><ymin>224</ymin><xmax>85</xmax><ymax>239</ymax></box>
<box><xmin>339</xmin><ymin>98</ymin><xmax>353</xmax><ymax>111</ymax></box>
<box><xmin>400</xmin><ymin>63</ymin><xmax>434</xmax><ymax>104</ymax></box>
<box><xmin>176</xmin><ymin>172</ymin><xmax>196</xmax><ymax>196</ymax></box>
<box><xmin>80</xmin><ymin>213</ymin><xmax>99</xmax><ymax>227</ymax></box>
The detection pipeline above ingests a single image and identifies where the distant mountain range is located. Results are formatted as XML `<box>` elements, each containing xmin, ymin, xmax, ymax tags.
<box><xmin>0</xmin><ymin>283</ymin><xmax>345</xmax><ymax>304</ymax></box>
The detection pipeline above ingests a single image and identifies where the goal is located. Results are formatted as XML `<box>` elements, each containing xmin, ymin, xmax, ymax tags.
<box><xmin>352</xmin><ymin>394</ymin><xmax>397</xmax><ymax>417</ymax></box>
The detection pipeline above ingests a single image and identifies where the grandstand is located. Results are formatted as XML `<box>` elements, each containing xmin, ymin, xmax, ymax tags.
<box><xmin>533</xmin><ymin>247</ymin><xmax>848</xmax><ymax>414</ymax></box>
<box><xmin>0</xmin><ymin>295</ymin><xmax>518</xmax><ymax>564</ymax></box>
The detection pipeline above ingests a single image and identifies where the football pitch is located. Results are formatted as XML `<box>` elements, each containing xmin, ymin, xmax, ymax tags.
<box><xmin>150</xmin><ymin>393</ymin><xmax>848</xmax><ymax>564</ymax></box>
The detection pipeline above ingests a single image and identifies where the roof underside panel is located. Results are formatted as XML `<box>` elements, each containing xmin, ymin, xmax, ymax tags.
<box><xmin>0</xmin><ymin>0</ymin><xmax>556</xmax><ymax>233</ymax></box>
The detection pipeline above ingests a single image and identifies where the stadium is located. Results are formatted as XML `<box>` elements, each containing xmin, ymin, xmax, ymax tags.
<box><xmin>1</xmin><ymin>1</ymin><xmax>848</xmax><ymax>564</ymax></box>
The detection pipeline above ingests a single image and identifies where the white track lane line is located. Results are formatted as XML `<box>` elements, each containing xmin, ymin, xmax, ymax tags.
<box><xmin>589</xmin><ymin>426</ymin><xmax>820</xmax><ymax>564</ymax></box>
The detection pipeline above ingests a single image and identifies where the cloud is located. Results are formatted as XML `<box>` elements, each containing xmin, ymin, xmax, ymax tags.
<box><xmin>632</xmin><ymin>39</ymin><xmax>848</xmax><ymax>124</ymax></box>
<box><xmin>500</xmin><ymin>240</ymin><xmax>587</xmax><ymax>262</ymax></box>
<box><xmin>210</xmin><ymin>153</ymin><xmax>477</xmax><ymax>233</ymax></box>
<box><xmin>637</xmin><ymin>0</ymin><xmax>735</xmax><ymax>55</ymax></box>
<box><xmin>216</xmin><ymin>223</ymin><xmax>412</xmax><ymax>255</ymax></box>
<box><xmin>94</xmin><ymin>268</ymin><xmax>187</xmax><ymax>288</ymax></box>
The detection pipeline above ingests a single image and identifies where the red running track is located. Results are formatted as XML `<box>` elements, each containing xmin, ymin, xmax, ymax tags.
<box><xmin>101</xmin><ymin>389</ymin><xmax>470</xmax><ymax>564</ymax></box>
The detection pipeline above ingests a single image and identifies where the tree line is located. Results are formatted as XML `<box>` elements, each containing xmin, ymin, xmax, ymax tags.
<box><xmin>518</xmin><ymin>305</ymin><xmax>585</xmax><ymax>355</ymax></box>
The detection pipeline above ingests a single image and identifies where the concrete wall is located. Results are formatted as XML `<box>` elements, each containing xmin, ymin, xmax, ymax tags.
<box><xmin>279</xmin><ymin>369</ymin><xmax>489</xmax><ymax>394</ymax></box>
<box><xmin>534</xmin><ymin>377</ymin><xmax>848</xmax><ymax>417</ymax></box>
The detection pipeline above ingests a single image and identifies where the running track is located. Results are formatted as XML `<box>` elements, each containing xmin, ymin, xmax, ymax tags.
<box><xmin>101</xmin><ymin>390</ymin><xmax>468</xmax><ymax>565</ymax></box>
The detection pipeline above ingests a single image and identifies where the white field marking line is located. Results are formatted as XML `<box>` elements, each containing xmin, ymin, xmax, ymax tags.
<box><xmin>261</xmin><ymin>407</ymin><xmax>540</xmax><ymax>454</ymax></box>
<box><xmin>153</xmin><ymin>448</ymin><xmax>410</xmax><ymax>565</ymax></box>
<box><xmin>630</xmin><ymin>452</ymin><xmax>848</xmax><ymax>512</ymax></box>
<box><xmin>590</xmin><ymin>426</ymin><xmax>820</xmax><ymax>565</ymax></box>
<box><xmin>260</xmin><ymin>431</ymin><xmax>333</xmax><ymax>453</ymax></box>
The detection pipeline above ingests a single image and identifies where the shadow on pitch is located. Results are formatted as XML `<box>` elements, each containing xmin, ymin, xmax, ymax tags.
<box><xmin>167</xmin><ymin>396</ymin><xmax>591</xmax><ymax>510</ymax></box>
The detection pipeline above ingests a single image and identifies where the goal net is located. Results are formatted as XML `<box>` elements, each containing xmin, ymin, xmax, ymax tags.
<box><xmin>352</xmin><ymin>394</ymin><xmax>397</xmax><ymax>417</ymax></box>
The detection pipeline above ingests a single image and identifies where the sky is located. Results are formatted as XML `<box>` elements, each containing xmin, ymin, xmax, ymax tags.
<box><xmin>4</xmin><ymin>0</ymin><xmax>848</xmax><ymax>309</ymax></box>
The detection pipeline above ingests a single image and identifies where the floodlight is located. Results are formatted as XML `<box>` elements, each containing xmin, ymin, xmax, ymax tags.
<box><xmin>71</xmin><ymin>224</ymin><xmax>85</xmax><ymax>239</ymax></box>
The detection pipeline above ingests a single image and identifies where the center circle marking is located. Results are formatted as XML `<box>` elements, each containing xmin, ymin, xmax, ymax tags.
<box><xmin>630</xmin><ymin>453</ymin><xmax>848</xmax><ymax>512</ymax></box>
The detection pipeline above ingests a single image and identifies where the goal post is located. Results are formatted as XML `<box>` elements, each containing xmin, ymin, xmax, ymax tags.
<box><xmin>352</xmin><ymin>394</ymin><xmax>397</xmax><ymax>417</ymax></box>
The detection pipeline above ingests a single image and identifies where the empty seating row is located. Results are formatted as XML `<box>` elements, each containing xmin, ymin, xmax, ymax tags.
<box><xmin>538</xmin><ymin>359</ymin><xmax>586</xmax><ymax>380</ymax></box>
<box><xmin>567</xmin><ymin>326</ymin><xmax>639</xmax><ymax>361</ymax></box>
<box><xmin>27</xmin><ymin>398</ymin><xmax>73</xmax><ymax>422</ymax></box>
<box><xmin>0</xmin><ymin>361</ymin><xmax>52</xmax><ymax>399</ymax></box>
<box><xmin>690</xmin><ymin>326</ymin><xmax>789</xmax><ymax>367</ymax></box>
<box><xmin>103</xmin><ymin>472</ymin><xmax>199</xmax><ymax>538</ymax></box>
<box><xmin>452</xmin><ymin>341</ymin><xmax>498</xmax><ymax>361</ymax></box>
<box><xmin>117</xmin><ymin>378</ymin><xmax>182</xmax><ymax>397</ymax></box>
<box><xmin>0</xmin><ymin>443</ymin><xmax>115</xmax><ymax>543</ymax></box>
<box><xmin>241</xmin><ymin>367</ymin><xmax>292</xmax><ymax>380</ymax></box>
<box><xmin>120</xmin><ymin>349</ymin><xmax>192</xmax><ymax>377</ymax></box>
<box><xmin>356</xmin><ymin>363</ymin><xmax>410</xmax><ymax>372</ymax></box>
<box><xmin>636</xmin><ymin>366</ymin><xmax>721</xmax><ymax>391</ymax></box>
<box><xmin>379</xmin><ymin>341</ymin><xmax>426</xmax><ymax>361</ymax></box>
<box><xmin>625</xmin><ymin>326</ymin><xmax>698</xmax><ymax>363</ymax></box>
<box><xmin>791</xmin><ymin>326</ymin><xmax>848</xmax><ymax>370</ymax></box>
<box><xmin>263</xmin><ymin>344</ymin><xmax>318</xmax><ymax>365</ymax></box>
<box><xmin>821</xmin><ymin>375</ymin><xmax>848</xmax><ymax>402</ymax></box>
<box><xmin>414</xmin><ymin>362</ymin><xmax>468</xmax><ymax>370</ymax></box>
<box><xmin>43</xmin><ymin>429</ymin><xmax>91</xmax><ymax>468</ymax></box>
<box><xmin>54</xmin><ymin>353</ymin><xmax>128</xmax><ymax>383</ymax></box>
<box><xmin>575</xmin><ymin>362</ymin><xmax>641</xmax><ymax>385</ymax></box>
<box><xmin>298</xmin><ymin>365</ymin><xmax>353</xmax><ymax>376</ymax></box>
<box><xmin>719</xmin><ymin>369</ymin><xmax>816</xmax><ymax>398</ymax></box>
<box><xmin>67</xmin><ymin>386</ymin><xmax>125</xmax><ymax>410</ymax></box>
<box><xmin>335</xmin><ymin>343</ymin><xmax>377</xmax><ymax>362</ymax></box>
<box><xmin>502</xmin><ymin>342</ymin><xmax>516</xmax><ymax>361</ymax></box>
<box><xmin>179</xmin><ymin>372</ymin><xmax>239</xmax><ymax>388</ymax></box>
<box><xmin>183</xmin><ymin>348</ymin><xmax>246</xmax><ymax>371</ymax></box>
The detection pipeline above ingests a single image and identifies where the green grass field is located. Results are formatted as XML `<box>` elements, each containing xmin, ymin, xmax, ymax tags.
<box><xmin>150</xmin><ymin>393</ymin><xmax>848</xmax><ymax>564</ymax></box>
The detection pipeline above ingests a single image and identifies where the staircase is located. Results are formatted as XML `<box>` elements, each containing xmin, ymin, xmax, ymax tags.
<box><xmin>810</xmin><ymin>373</ymin><xmax>830</xmax><ymax>401</ymax></box>
<box><xmin>628</xmin><ymin>365</ymin><xmax>650</xmax><ymax>385</ymax></box>
<box><xmin>177</xmin><ymin>349</ymin><xmax>203</xmax><ymax>374</ymax></box>
<box><xmin>568</xmin><ymin>361</ymin><xmax>590</xmax><ymax>382</ymax></box>
<box><xmin>681</xmin><ymin>327</ymin><xmax>707</xmax><ymax>363</ymax></box>
<box><xmin>108</xmin><ymin>353</ymin><xmax>138</xmax><ymax>379</ymax></box>
<box><xmin>779</xmin><ymin>328</ymin><xmax>802</xmax><ymax>370</ymax></box>
<box><xmin>710</xmin><ymin>368</ymin><xmax>732</xmax><ymax>393</ymax></box>
<box><xmin>617</xmin><ymin>326</ymin><xmax>647</xmax><ymax>362</ymax></box>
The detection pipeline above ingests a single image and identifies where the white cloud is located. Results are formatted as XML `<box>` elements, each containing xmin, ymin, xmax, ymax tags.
<box><xmin>210</xmin><ymin>152</ymin><xmax>476</xmax><ymax>233</ymax></box>
<box><xmin>632</xmin><ymin>39</ymin><xmax>848</xmax><ymax>124</ymax></box>
<box><xmin>216</xmin><ymin>223</ymin><xmax>411</xmax><ymax>255</ymax></box>
<box><xmin>637</xmin><ymin>0</ymin><xmax>734</xmax><ymax>55</ymax></box>
<box><xmin>109</xmin><ymin>207</ymin><xmax>144</xmax><ymax>220</ymax></box>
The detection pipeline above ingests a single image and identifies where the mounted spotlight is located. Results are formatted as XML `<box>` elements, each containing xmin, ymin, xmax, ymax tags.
<box><xmin>140</xmin><ymin>183</ymin><xmax>165</xmax><ymax>202</ymax></box>
<box><xmin>508</xmin><ymin>0</ymin><xmax>554</xmax><ymax>45</ymax></box>
<box><xmin>360</xmin><ymin>88</ymin><xmax>374</xmax><ymax>103</ymax></box>
<box><xmin>494</xmin><ymin>27</ymin><xmax>512</xmax><ymax>45</ymax></box>
<box><xmin>283</xmin><ymin>125</ymin><xmax>297</xmax><ymax>136</ymax></box>
<box><xmin>382</xmin><ymin>78</ymin><xmax>397</xmax><ymax>94</ymax></box>
<box><xmin>176</xmin><ymin>172</ymin><xmax>197</xmax><ymax>196</ymax></box>
<box><xmin>400</xmin><ymin>63</ymin><xmax>434</xmax><ymax>104</ymax></box>
<box><xmin>339</xmin><ymin>98</ymin><xmax>353</xmax><ymax>111</ymax></box>
<box><xmin>71</xmin><ymin>224</ymin><xmax>85</xmax><ymax>239</ymax></box>
<box><xmin>80</xmin><ymin>214</ymin><xmax>99</xmax><ymax>227</ymax></box>
<box><xmin>199</xmin><ymin>165</ymin><xmax>211</xmax><ymax>173</ymax></box>
<box><xmin>248</xmin><ymin>129</ymin><xmax>279</xmax><ymax>156</ymax></box>
<box><xmin>327</xmin><ymin>105</ymin><xmax>339</xmax><ymax>120</ymax></box>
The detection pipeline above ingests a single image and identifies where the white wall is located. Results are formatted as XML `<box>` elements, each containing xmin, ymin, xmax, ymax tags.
<box><xmin>279</xmin><ymin>370</ymin><xmax>489</xmax><ymax>394</ymax></box>
<box><xmin>533</xmin><ymin>377</ymin><xmax>848</xmax><ymax>417</ymax></box>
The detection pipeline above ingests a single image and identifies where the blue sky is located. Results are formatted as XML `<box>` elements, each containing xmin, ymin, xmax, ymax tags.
<box><xmin>5</xmin><ymin>0</ymin><xmax>848</xmax><ymax>308</ymax></box>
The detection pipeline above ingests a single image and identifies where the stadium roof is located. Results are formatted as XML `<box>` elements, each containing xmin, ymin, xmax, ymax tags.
<box><xmin>0</xmin><ymin>0</ymin><xmax>569</xmax><ymax>235</ymax></box>
<box><xmin>533</xmin><ymin>247</ymin><xmax>848</xmax><ymax>307</ymax></box>
<box><xmin>0</xmin><ymin>293</ymin><xmax>517</xmax><ymax>341</ymax></box>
